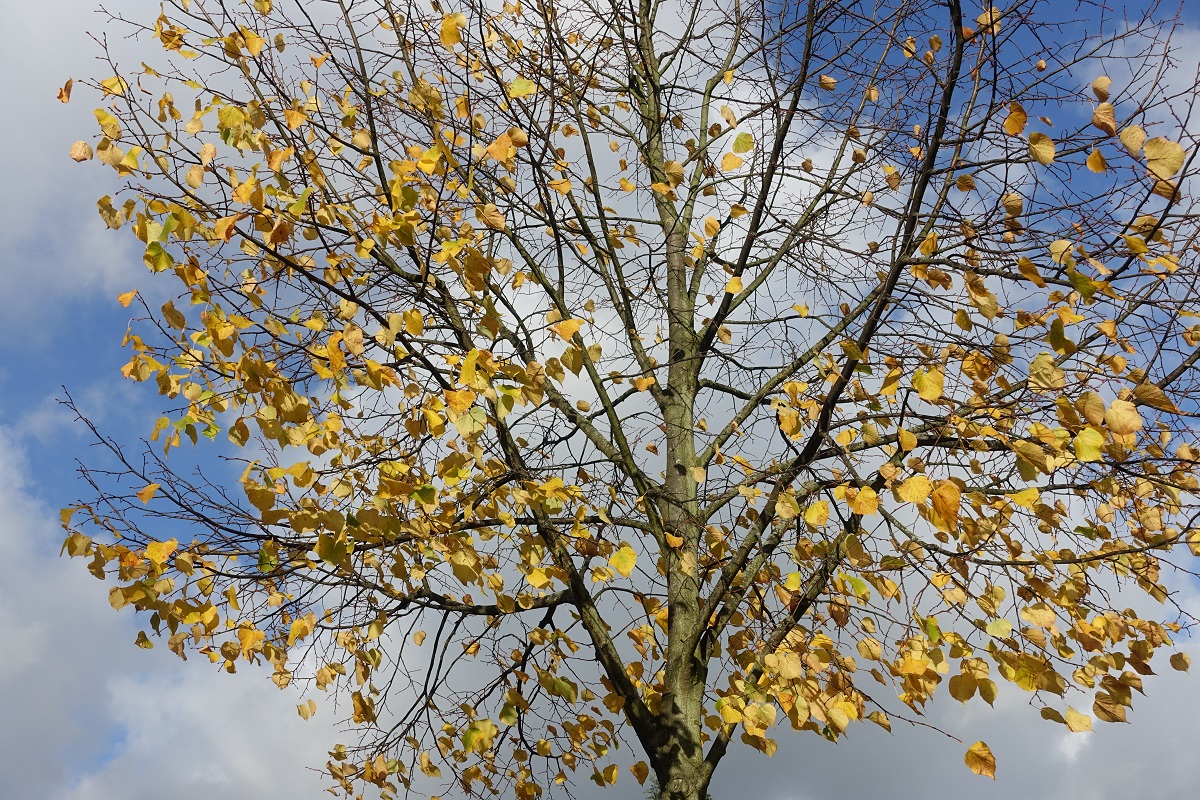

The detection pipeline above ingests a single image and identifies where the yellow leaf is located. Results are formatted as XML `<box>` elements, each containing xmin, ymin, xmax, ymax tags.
<box><xmin>145</xmin><ymin>538</ymin><xmax>178</xmax><ymax>565</ymax></box>
<box><xmin>1092</xmin><ymin>103</ymin><xmax>1117</xmax><ymax>136</ymax></box>
<box><xmin>775</xmin><ymin>493</ymin><xmax>799</xmax><ymax>519</ymax></box>
<box><xmin>931</xmin><ymin>481</ymin><xmax>961</xmax><ymax>529</ymax></box>
<box><xmin>721</xmin><ymin>152</ymin><xmax>744</xmax><ymax>171</ymax></box>
<box><xmin>1144</xmin><ymin>137</ymin><xmax>1186</xmax><ymax>180</ymax></box>
<box><xmin>618</xmin><ymin>177</ymin><xmax>636</xmax><ymax>192</ymax></box>
<box><xmin>896</xmin><ymin>475</ymin><xmax>933</xmax><ymax>503</ymax></box>
<box><xmin>803</xmin><ymin>500</ymin><xmax>829</xmax><ymax>527</ymax></box>
<box><xmin>508</xmin><ymin>76</ymin><xmax>537</xmax><ymax>98</ymax></box>
<box><xmin>117</xmin><ymin>290</ymin><xmax>138</xmax><ymax>307</ymax></box>
<box><xmin>1086</xmin><ymin>148</ymin><xmax>1108</xmax><ymax>173</ymax></box>
<box><xmin>550</xmin><ymin>318</ymin><xmax>584</xmax><ymax>340</ymax></box>
<box><xmin>898</xmin><ymin>427</ymin><xmax>917</xmax><ymax>451</ymax></box>
<box><xmin>439</xmin><ymin>12</ymin><xmax>467</xmax><ymax>48</ymax></box>
<box><xmin>818</xmin><ymin>75</ymin><xmax>836</xmax><ymax>90</ymax></box>
<box><xmin>704</xmin><ymin>216</ymin><xmax>720</xmax><ymax>238</ymax></box>
<box><xmin>634</xmin><ymin>376</ymin><xmax>656</xmax><ymax>391</ymax></box>
<box><xmin>609</xmin><ymin>544</ymin><xmax>637</xmax><ymax>578</ymax></box>
<box><xmin>1120</xmin><ymin>125</ymin><xmax>1145</xmax><ymax>157</ymax></box>
<box><xmin>547</xmin><ymin>178</ymin><xmax>573</xmax><ymax>194</ymax></box>
<box><xmin>851</xmin><ymin>486</ymin><xmax>879</xmax><ymax>516</ymax></box>
<box><xmin>1007</xmin><ymin>487</ymin><xmax>1039</xmax><ymax>509</ymax></box>
<box><xmin>1028</xmin><ymin>132</ymin><xmax>1056</xmax><ymax>165</ymax></box>
<box><xmin>100</xmin><ymin>76</ymin><xmax>129</xmax><ymax>96</ymax></box>
<box><xmin>964</xmin><ymin>741</ymin><xmax>996</xmax><ymax>779</ymax></box>
<box><xmin>912</xmin><ymin>367</ymin><xmax>944</xmax><ymax>402</ymax></box>
<box><xmin>1092</xmin><ymin>75</ymin><xmax>1112</xmax><ymax>101</ymax></box>
<box><xmin>1104</xmin><ymin>399</ymin><xmax>1142</xmax><ymax>436</ymax></box>
<box><xmin>1073</xmin><ymin>426</ymin><xmax>1105</xmax><ymax>462</ymax></box>
<box><xmin>94</xmin><ymin>108</ymin><xmax>122</xmax><ymax>140</ymax></box>
<box><xmin>136</xmin><ymin>483</ymin><xmax>161</xmax><ymax>504</ymax></box>
<box><xmin>1065</xmin><ymin>707</ymin><xmax>1093</xmax><ymax>733</ymax></box>
<box><xmin>1003</xmin><ymin>102</ymin><xmax>1027</xmax><ymax>136</ymax></box>
<box><xmin>1171</xmin><ymin>652</ymin><xmax>1191</xmax><ymax>672</ymax></box>
<box><xmin>1020</xmin><ymin>601</ymin><xmax>1056</xmax><ymax>627</ymax></box>
<box><xmin>725</xmin><ymin>276</ymin><xmax>743</xmax><ymax>293</ymax></box>
<box><xmin>630</xmin><ymin>762</ymin><xmax>650</xmax><ymax>786</ymax></box>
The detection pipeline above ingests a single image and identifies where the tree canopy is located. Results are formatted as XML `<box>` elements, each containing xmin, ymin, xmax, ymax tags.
<box><xmin>63</xmin><ymin>0</ymin><xmax>1200</xmax><ymax>798</ymax></box>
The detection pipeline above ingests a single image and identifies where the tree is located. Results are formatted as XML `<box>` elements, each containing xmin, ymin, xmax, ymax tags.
<box><xmin>63</xmin><ymin>0</ymin><xmax>1200</xmax><ymax>798</ymax></box>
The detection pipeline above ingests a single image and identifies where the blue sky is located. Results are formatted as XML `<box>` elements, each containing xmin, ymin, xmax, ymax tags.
<box><xmin>7</xmin><ymin>1</ymin><xmax>1200</xmax><ymax>799</ymax></box>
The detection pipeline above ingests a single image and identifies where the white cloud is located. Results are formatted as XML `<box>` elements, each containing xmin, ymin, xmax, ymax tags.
<box><xmin>0</xmin><ymin>427</ymin><xmax>337</xmax><ymax>800</ymax></box>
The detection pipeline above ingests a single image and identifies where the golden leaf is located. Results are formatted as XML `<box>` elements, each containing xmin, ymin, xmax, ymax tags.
<box><xmin>1143</xmin><ymin>137</ymin><xmax>1185</xmax><ymax>180</ymax></box>
<box><xmin>1104</xmin><ymin>399</ymin><xmax>1142</xmax><ymax>435</ymax></box>
<box><xmin>100</xmin><ymin>76</ymin><xmax>129</xmax><ymax>97</ymax></box>
<box><xmin>1020</xmin><ymin>602</ymin><xmax>1056</xmax><ymax>627</ymax></box>
<box><xmin>1092</xmin><ymin>75</ymin><xmax>1112</xmax><ymax>101</ymax></box>
<box><xmin>803</xmin><ymin>500</ymin><xmax>829</xmax><ymax>527</ymax></box>
<box><xmin>439</xmin><ymin>12</ymin><xmax>466</xmax><ymax>48</ymax></box>
<box><xmin>1065</xmin><ymin>707</ymin><xmax>1093</xmax><ymax>733</ymax></box>
<box><xmin>1003</xmin><ymin>102</ymin><xmax>1027</xmax><ymax>136</ymax></box>
<box><xmin>964</xmin><ymin>741</ymin><xmax>996</xmax><ymax>779</ymax></box>
<box><xmin>896</xmin><ymin>475</ymin><xmax>933</xmax><ymax>504</ymax></box>
<box><xmin>931</xmin><ymin>481</ymin><xmax>961</xmax><ymax>529</ymax></box>
<box><xmin>818</xmin><ymin>75</ymin><xmax>837</xmax><ymax>90</ymax></box>
<box><xmin>721</xmin><ymin>152</ymin><xmax>744</xmax><ymax>171</ymax></box>
<box><xmin>1120</xmin><ymin>125</ymin><xmax>1145</xmax><ymax>157</ymax></box>
<box><xmin>547</xmin><ymin>178</ymin><xmax>573</xmax><ymax>194</ymax></box>
<box><xmin>136</xmin><ymin>483</ymin><xmax>161</xmax><ymax>504</ymax></box>
<box><xmin>851</xmin><ymin>486</ymin><xmax>879</xmax><ymax>516</ymax></box>
<box><xmin>664</xmin><ymin>160</ymin><xmax>685</xmax><ymax>187</ymax></box>
<box><xmin>550</xmin><ymin>318</ymin><xmax>584</xmax><ymax>340</ymax></box>
<box><xmin>117</xmin><ymin>290</ymin><xmax>138</xmax><ymax>307</ymax></box>
<box><xmin>1090</xmin><ymin>102</ymin><xmax>1117</xmax><ymax>136</ymax></box>
<box><xmin>912</xmin><ymin>367</ymin><xmax>944</xmax><ymax>402</ymax></box>
<box><xmin>1086</xmin><ymin>148</ymin><xmax>1108</xmax><ymax>173</ymax></box>
<box><xmin>145</xmin><ymin>538</ymin><xmax>178</xmax><ymax>565</ymax></box>
<box><xmin>476</xmin><ymin>203</ymin><xmax>507</xmax><ymax>230</ymax></box>
<box><xmin>70</xmin><ymin>141</ymin><xmax>93</xmax><ymax>162</ymax></box>
<box><xmin>1133</xmin><ymin>383</ymin><xmax>1178</xmax><ymax>412</ymax></box>
<box><xmin>1028</xmin><ymin>132</ymin><xmax>1056</xmax><ymax>165</ymax></box>
<box><xmin>725</xmin><ymin>276</ymin><xmax>743</xmax><ymax>293</ymax></box>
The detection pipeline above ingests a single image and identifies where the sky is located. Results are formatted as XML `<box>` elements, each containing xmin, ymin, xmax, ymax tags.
<box><xmin>6</xmin><ymin>1</ymin><xmax>1200</xmax><ymax>799</ymax></box>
